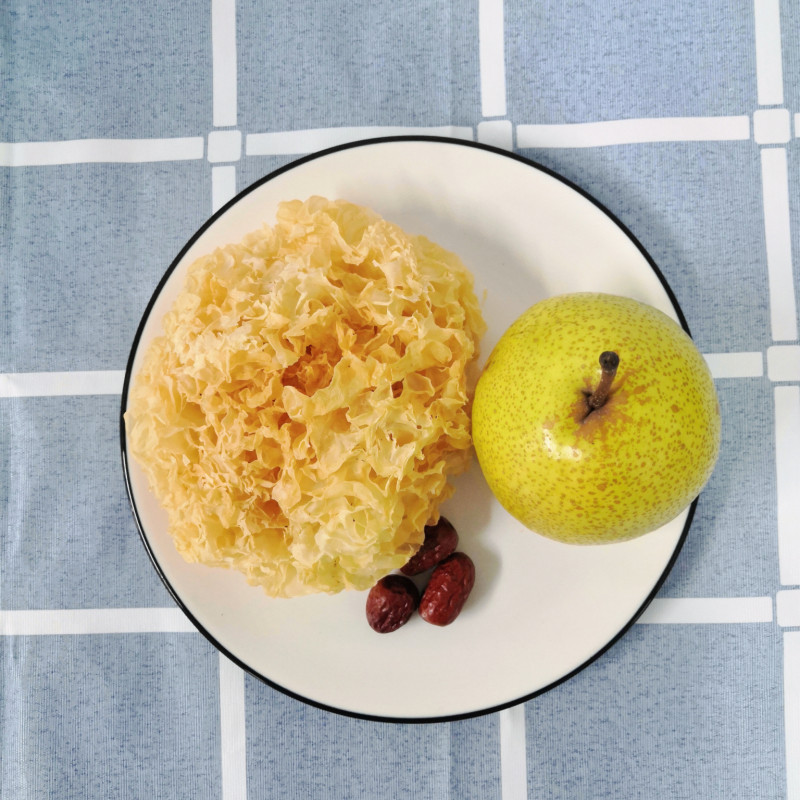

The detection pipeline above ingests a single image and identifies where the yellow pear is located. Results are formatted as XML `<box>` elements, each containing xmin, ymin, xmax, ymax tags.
<box><xmin>471</xmin><ymin>293</ymin><xmax>721</xmax><ymax>544</ymax></box>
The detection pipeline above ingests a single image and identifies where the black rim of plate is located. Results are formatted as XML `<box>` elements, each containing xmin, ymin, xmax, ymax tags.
<box><xmin>119</xmin><ymin>135</ymin><xmax>695</xmax><ymax>724</ymax></box>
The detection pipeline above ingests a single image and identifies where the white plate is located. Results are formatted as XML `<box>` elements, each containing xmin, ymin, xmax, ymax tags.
<box><xmin>121</xmin><ymin>137</ymin><xmax>691</xmax><ymax>722</ymax></box>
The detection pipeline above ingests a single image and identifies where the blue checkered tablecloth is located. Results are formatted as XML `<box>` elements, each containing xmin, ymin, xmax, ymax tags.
<box><xmin>2</xmin><ymin>2</ymin><xmax>800</xmax><ymax>798</ymax></box>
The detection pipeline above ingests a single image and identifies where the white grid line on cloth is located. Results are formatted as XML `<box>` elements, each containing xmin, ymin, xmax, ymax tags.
<box><xmin>478</xmin><ymin>0</ymin><xmax>506</xmax><ymax>118</ymax></box>
<box><xmin>0</xmin><ymin>608</ymin><xmax>196</xmax><ymax>635</ymax></box>
<box><xmin>245</xmin><ymin>125</ymin><xmax>475</xmax><ymax>155</ymax></box>
<box><xmin>0</xmin><ymin>371</ymin><xmax>125</xmax><ymax>397</ymax></box>
<box><xmin>500</xmin><ymin>705</ymin><xmax>527</xmax><ymax>800</ymax></box>
<box><xmin>208</xmin><ymin>129</ymin><xmax>243</xmax><ymax>163</ymax></box>
<box><xmin>775</xmin><ymin>386</ymin><xmax>800</xmax><ymax>586</ymax></box>
<box><xmin>0</xmin><ymin>137</ymin><xmax>204</xmax><ymax>167</ymax></box>
<box><xmin>768</xmin><ymin>345</ymin><xmax>800</xmax><ymax>381</ymax></box>
<box><xmin>212</xmin><ymin>165</ymin><xmax>238</xmax><ymax>213</ymax></box>
<box><xmin>0</xmin><ymin>115</ymin><xmax>765</xmax><ymax>166</ymax></box>
<box><xmin>784</xmin><ymin>631</ymin><xmax>800</xmax><ymax>799</ymax></box>
<box><xmin>760</xmin><ymin>148</ymin><xmax>799</xmax><ymax>342</ymax></box>
<box><xmin>637</xmin><ymin>597</ymin><xmax>774</xmax><ymax>624</ymax></box>
<box><xmin>209</xmin><ymin>21</ymin><xmax>247</xmax><ymax>796</ymax></box>
<box><xmin>754</xmin><ymin>0</ymin><xmax>784</xmax><ymax>106</ymax></box>
<box><xmin>516</xmin><ymin>115</ymin><xmax>750</xmax><ymax>148</ymax></box>
<box><xmin>777</xmin><ymin>590</ymin><xmax>800</xmax><ymax>627</ymax></box>
<box><xmin>754</xmin><ymin>107</ymin><xmax>791</xmax><ymax>144</ymax></box>
<box><xmin>0</xmin><ymin>597</ymin><xmax>779</xmax><ymax>636</ymax></box>
<box><xmin>212</xmin><ymin>0</ymin><xmax>238</xmax><ymax>128</ymax></box>
<box><xmin>704</xmin><ymin>352</ymin><xmax>764</xmax><ymax>378</ymax></box>
<box><xmin>477</xmin><ymin>119</ymin><xmax>513</xmax><ymax>150</ymax></box>
<box><xmin>219</xmin><ymin>654</ymin><xmax>248</xmax><ymax>800</ymax></box>
<box><xmin>753</xmin><ymin>4</ymin><xmax>800</xmax><ymax>786</ymax></box>
<box><xmin>0</xmin><ymin>351</ymin><xmax>768</xmax><ymax>398</ymax></box>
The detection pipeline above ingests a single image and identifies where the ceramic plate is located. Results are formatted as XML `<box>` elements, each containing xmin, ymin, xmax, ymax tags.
<box><xmin>121</xmin><ymin>137</ymin><xmax>691</xmax><ymax>722</ymax></box>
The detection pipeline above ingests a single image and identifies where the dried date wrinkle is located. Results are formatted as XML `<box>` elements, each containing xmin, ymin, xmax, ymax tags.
<box><xmin>400</xmin><ymin>516</ymin><xmax>459</xmax><ymax>576</ymax></box>
<box><xmin>366</xmin><ymin>575</ymin><xmax>420</xmax><ymax>633</ymax></box>
<box><xmin>419</xmin><ymin>552</ymin><xmax>475</xmax><ymax>627</ymax></box>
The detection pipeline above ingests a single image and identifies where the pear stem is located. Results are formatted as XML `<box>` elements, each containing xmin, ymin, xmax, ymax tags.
<box><xmin>587</xmin><ymin>351</ymin><xmax>620</xmax><ymax>410</ymax></box>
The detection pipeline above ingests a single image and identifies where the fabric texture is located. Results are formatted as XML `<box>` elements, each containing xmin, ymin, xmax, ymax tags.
<box><xmin>2</xmin><ymin>1</ymin><xmax>799</xmax><ymax>798</ymax></box>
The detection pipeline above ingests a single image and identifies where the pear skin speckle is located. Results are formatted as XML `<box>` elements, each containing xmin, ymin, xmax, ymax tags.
<box><xmin>471</xmin><ymin>293</ymin><xmax>721</xmax><ymax>544</ymax></box>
